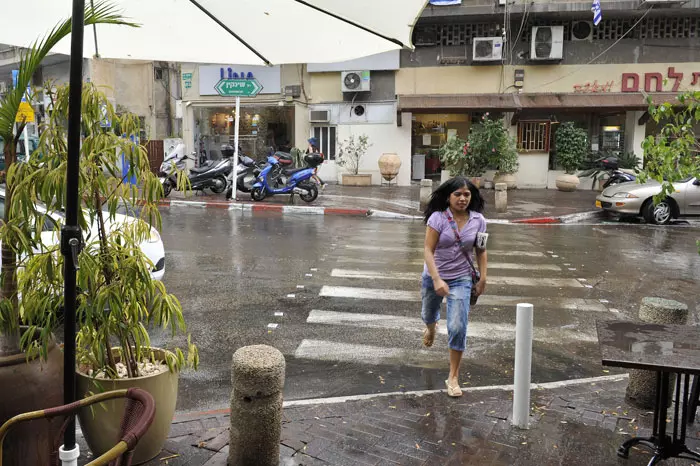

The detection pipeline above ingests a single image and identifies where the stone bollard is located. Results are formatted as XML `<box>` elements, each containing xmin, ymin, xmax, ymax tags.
<box><xmin>625</xmin><ymin>297</ymin><xmax>689</xmax><ymax>409</ymax></box>
<box><xmin>495</xmin><ymin>183</ymin><xmax>507</xmax><ymax>213</ymax></box>
<box><xmin>419</xmin><ymin>179</ymin><xmax>433</xmax><ymax>211</ymax></box>
<box><xmin>229</xmin><ymin>345</ymin><xmax>285</xmax><ymax>466</ymax></box>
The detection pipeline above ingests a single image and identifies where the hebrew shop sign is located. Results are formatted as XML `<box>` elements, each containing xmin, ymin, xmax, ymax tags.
<box><xmin>573</xmin><ymin>67</ymin><xmax>700</xmax><ymax>94</ymax></box>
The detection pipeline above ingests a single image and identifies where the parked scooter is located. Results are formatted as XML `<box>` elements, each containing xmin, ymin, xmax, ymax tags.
<box><xmin>579</xmin><ymin>156</ymin><xmax>636</xmax><ymax>190</ymax></box>
<box><xmin>159</xmin><ymin>143</ymin><xmax>232</xmax><ymax>197</ymax></box>
<box><xmin>251</xmin><ymin>152</ymin><xmax>323</xmax><ymax>203</ymax></box>
<box><xmin>225</xmin><ymin>154</ymin><xmax>264</xmax><ymax>199</ymax></box>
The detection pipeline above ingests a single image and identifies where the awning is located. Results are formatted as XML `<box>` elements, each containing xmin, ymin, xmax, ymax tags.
<box><xmin>398</xmin><ymin>92</ymin><xmax>680</xmax><ymax>112</ymax></box>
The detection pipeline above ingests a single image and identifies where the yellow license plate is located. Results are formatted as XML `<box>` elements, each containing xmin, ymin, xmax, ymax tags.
<box><xmin>595</xmin><ymin>200</ymin><xmax>602</xmax><ymax>208</ymax></box>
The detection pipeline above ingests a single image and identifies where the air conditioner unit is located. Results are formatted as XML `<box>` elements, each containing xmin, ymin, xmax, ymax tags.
<box><xmin>309</xmin><ymin>109</ymin><xmax>330</xmax><ymax>123</ymax></box>
<box><xmin>571</xmin><ymin>21</ymin><xmax>593</xmax><ymax>41</ymax></box>
<box><xmin>341</xmin><ymin>71</ymin><xmax>371</xmax><ymax>93</ymax></box>
<box><xmin>498</xmin><ymin>0</ymin><xmax>506</xmax><ymax>5</ymax></box>
<box><xmin>530</xmin><ymin>26</ymin><xmax>564</xmax><ymax>61</ymax></box>
<box><xmin>472</xmin><ymin>37</ymin><xmax>503</xmax><ymax>62</ymax></box>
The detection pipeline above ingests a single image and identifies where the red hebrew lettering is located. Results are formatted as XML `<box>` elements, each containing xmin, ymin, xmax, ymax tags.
<box><xmin>622</xmin><ymin>73</ymin><xmax>640</xmax><ymax>92</ymax></box>
<box><xmin>667</xmin><ymin>67</ymin><xmax>683</xmax><ymax>92</ymax></box>
<box><xmin>692</xmin><ymin>72</ymin><xmax>700</xmax><ymax>86</ymax></box>
<box><xmin>644</xmin><ymin>73</ymin><xmax>663</xmax><ymax>93</ymax></box>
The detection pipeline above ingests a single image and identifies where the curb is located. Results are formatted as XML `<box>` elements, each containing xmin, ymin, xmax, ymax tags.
<box><xmin>511</xmin><ymin>210</ymin><xmax>604</xmax><ymax>224</ymax></box>
<box><xmin>171</xmin><ymin>373</ymin><xmax>629</xmax><ymax>422</ymax></box>
<box><xmin>159</xmin><ymin>198</ymin><xmax>604</xmax><ymax>224</ymax></box>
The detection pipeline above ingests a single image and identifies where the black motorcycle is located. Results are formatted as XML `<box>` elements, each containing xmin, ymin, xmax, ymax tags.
<box><xmin>159</xmin><ymin>143</ymin><xmax>232</xmax><ymax>197</ymax></box>
<box><xmin>579</xmin><ymin>156</ymin><xmax>636</xmax><ymax>190</ymax></box>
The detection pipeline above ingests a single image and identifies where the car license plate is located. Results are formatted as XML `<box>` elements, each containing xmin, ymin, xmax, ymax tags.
<box><xmin>595</xmin><ymin>200</ymin><xmax>602</xmax><ymax>208</ymax></box>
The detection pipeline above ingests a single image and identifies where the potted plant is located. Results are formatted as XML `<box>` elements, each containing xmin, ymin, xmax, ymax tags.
<box><xmin>0</xmin><ymin>7</ymin><xmax>132</xmax><ymax>466</ymax></box>
<box><xmin>17</xmin><ymin>83</ymin><xmax>197</xmax><ymax>464</ymax></box>
<box><xmin>554</xmin><ymin>122</ymin><xmax>589</xmax><ymax>191</ymax></box>
<box><xmin>336</xmin><ymin>134</ymin><xmax>372</xmax><ymax>186</ymax></box>
<box><xmin>475</xmin><ymin>115</ymin><xmax>519</xmax><ymax>189</ymax></box>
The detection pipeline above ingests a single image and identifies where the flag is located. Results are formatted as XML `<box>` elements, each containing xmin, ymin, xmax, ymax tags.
<box><xmin>429</xmin><ymin>0</ymin><xmax>462</xmax><ymax>5</ymax></box>
<box><xmin>592</xmin><ymin>0</ymin><xmax>602</xmax><ymax>26</ymax></box>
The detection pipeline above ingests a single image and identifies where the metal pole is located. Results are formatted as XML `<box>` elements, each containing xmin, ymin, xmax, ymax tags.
<box><xmin>23</xmin><ymin>125</ymin><xmax>30</xmax><ymax>161</ymax></box>
<box><xmin>232</xmin><ymin>96</ymin><xmax>240</xmax><ymax>201</ymax></box>
<box><xmin>61</xmin><ymin>0</ymin><xmax>85</xmax><ymax>456</ymax></box>
<box><xmin>512</xmin><ymin>303</ymin><xmax>533</xmax><ymax>429</ymax></box>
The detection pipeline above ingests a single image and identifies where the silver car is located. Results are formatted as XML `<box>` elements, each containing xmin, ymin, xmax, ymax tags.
<box><xmin>595</xmin><ymin>177</ymin><xmax>700</xmax><ymax>224</ymax></box>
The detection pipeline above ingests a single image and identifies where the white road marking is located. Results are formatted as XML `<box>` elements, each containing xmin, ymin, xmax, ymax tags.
<box><xmin>306</xmin><ymin>310</ymin><xmax>597</xmax><ymax>343</ymax></box>
<box><xmin>344</xmin><ymin>245</ymin><xmax>545</xmax><ymax>257</ymax></box>
<box><xmin>330</xmin><ymin>270</ymin><xmax>582</xmax><ymax>287</ymax></box>
<box><xmin>334</xmin><ymin>257</ymin><xmax>560</xmax><ymax>270</ymax></box>
<box><xmin>267</xmin><ymin>323</ymin><xmax>279</xmax><ymax>329</ymax></box>
<box><xmin>318</xmin><ymin>286</ymin><xmax>608</xmax><ymax>311</ymax></box>
<box><xmin>294</xmin><ymin>339</ymin><xmax>442</xmax><ymax>368</ymax></box>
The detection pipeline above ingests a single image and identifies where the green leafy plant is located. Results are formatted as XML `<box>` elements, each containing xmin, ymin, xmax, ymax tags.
<box><xmin>17</xmin><ymin>83</ymin><xmax>197</xmax><ymax>377</ymax></box>
<box><xmin>437</xmin><ymin>135</ymin><xmax>469</xmax><ymax>176</ymax></box>
<box><xmin>466</xmin><ymin>114</ymin><xmax>517</xmax><ymax>177</ymax></box>
<box><xmin>0</xmin><ymin>1</ymin><xmax>135</xmax><ymax>357</ymax></box>
<box><xmin>336</xmin><ymin>134</ymin><xmax>371</xmax><ymax>175</ymax></box>
<box><xmin>554</xmin><ymin>122</ymin><xmax>588</xmax><ymax>174</ymax></box>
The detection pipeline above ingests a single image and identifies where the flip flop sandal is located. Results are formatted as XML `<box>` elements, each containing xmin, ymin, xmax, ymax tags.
<box><xmin>422</xmin><ymin>325</ymin><xmax>437</xmax><ymax>347</ymax></box>
<box><xmin>445</xmin><ymin>380</ymin><xmax>463</xmax><ymax>397</ymax></box>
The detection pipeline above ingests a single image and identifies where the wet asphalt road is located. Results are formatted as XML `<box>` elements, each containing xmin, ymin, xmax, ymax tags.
<box><xmin>148</xmin><ymin>208</ymin><xmax>700</xmax><ymax>413</ymax></box>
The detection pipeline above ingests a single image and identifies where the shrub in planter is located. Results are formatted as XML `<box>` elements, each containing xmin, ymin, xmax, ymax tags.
<box><xmin>554</xmin><ymin>122</ymin><xmax>588</xmax><ymax>191</ymax></box>
<box><xmin>17</xmin><ymin>83</ymin><xmax>197</xmax><ymax>462</ymax></box>
<box><xmin>337</xmin><ymin>134</ymin><xmax>372</xmax><ymax>185</ymax></box>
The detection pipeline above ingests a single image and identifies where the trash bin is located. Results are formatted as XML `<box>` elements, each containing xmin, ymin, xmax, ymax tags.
<box><xmin>412</xmin><ymin>154</ymin><xmax>425</xmax><ymax>181</ymax></box>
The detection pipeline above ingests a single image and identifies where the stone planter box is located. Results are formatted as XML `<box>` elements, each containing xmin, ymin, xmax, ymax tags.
<box><xmin>341</xmin><ymin>174</ymin><xmax>372</xmax><ymax>186</ymax></box>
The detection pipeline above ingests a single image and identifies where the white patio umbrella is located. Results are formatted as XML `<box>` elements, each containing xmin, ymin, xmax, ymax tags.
<box><xmin>0</xmin><ymin>0</ymin><xmax>426</xmax><ymax>65</ymax></box>
<box><xmin>0</xmin><ymin>1</ymin><xmax>427</xmax><ymax>465</ymax></box>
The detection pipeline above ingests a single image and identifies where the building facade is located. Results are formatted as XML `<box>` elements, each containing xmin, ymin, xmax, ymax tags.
<box><xmin>399</xmin><ymin>0</ymin><xmax>700</xmax><ymax>188</ymax></box>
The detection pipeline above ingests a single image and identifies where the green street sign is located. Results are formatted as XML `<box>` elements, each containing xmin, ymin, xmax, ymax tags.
<box><xmin>214</xmin><ymin>78</ymin><xmax>263</xmax><ymax>97</ymax></box>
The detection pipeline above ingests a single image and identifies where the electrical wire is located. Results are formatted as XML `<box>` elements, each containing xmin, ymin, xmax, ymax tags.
<box><xmin>532</xmin><ymin>5</ymin><xmax>655</xmax><ymax>91</ymax></box>
<box><xmin>510</xmin><ymin>0</ymin><xmax>531</xmax><ymax>64</ymax></box>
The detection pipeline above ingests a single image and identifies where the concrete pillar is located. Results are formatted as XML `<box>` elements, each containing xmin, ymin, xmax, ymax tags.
<box><xmin>229</xmin><ymin>345</ymin><xmax>285</xmax><ymax>466</ymax></box>
<box><xmin>419</xmin><ymin>179</ymin><xmax>433</xmax><ymax>211</ymax></box>
<box><xmin>495</xmin><ymin>183</ymin><xmax>507</xmax><ymax>213</ymax></box>
<box><xmin>626</xmin><ymin>297</ymin><xmax>689</xmax><ymax>409</ymax></box>
<box><xmin>624</xmin><ymin>110</ymin><xmax>647</xmax><ymax>165</ymax></box>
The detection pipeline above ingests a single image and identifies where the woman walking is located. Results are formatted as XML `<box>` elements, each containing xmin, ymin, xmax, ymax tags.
<box><xmin>421</xmin><ymin>177</ymin><xmax>488</xmax><ymax>397</ymax></box>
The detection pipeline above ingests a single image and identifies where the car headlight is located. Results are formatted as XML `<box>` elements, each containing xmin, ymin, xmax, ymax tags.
<box><xmin>611</xmin><ymin>192</ymin><xmax>638</xmax><ymax>199</ymax></box>
<box><xmin>148</xmin><ymin>228</ymin><xmax>161</xmax><ymax>243</ymax></box>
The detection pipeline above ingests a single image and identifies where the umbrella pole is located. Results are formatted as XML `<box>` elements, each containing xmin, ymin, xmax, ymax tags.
<box><xmin>59</xmin><ymin>0</ymin><xmax>85</xmax><ymax>464</ymax></box>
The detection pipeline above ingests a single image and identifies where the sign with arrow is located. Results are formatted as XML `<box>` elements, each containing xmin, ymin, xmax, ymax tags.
<box><xmin>214</xmin><ymin>78</ymin><xmax>263</xmax><ymax>97</ymax></box>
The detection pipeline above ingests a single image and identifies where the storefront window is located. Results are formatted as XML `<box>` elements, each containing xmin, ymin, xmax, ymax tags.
<box><xmin>412</xmin><ymin>113</ymin><xmax>473</xmax><ymax>178</ymax></box>
<box><xmin>517</xmin><ymin>121</ymin><xmax>551</xmax><ymax>152</ymax></box>
<box><xmin>194</xmin><ymin>104</ymin><xmax>295</xmax><ymax>161</ymax></box>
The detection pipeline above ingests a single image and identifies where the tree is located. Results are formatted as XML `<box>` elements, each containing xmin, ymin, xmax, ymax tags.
<box><xmin>336</xmin><ymin>134</ymin><xmax>371</xmax><ymax>175</ymax></box>
<box><xmin>554</xmin><ymin>122</ymin><xmax>588</xmax><ymax>174</ymax></box>
<box><xmin>0</xmin><ymin>1</ymin><xmax>135</xmax><ymax>357</ymax></box>
<box><xmin>638</xmin><ymin>91</ymin><xmax>700</xmax><ymax>253</ymax></box>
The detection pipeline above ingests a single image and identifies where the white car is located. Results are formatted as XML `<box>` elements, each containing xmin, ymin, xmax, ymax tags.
<box><xmin>0</xmin><ymin>189</ymin><xmax>165</xmax><ymax>281</ymax></box>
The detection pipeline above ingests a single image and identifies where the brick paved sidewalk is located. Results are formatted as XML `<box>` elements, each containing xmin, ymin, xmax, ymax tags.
<box><xmin>77</xmin><ymin>375</ymin><xmax>700</xmax><ymax>465</ymax></box>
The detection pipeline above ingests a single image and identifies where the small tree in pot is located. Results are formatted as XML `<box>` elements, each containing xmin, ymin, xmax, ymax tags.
<box><xmin>336</xmin><ymin>134</ymin><xmax>372</xmax><ymax>186</ymax></box>
<box><xmin>17</xmin><ymin>83</ymin><xmax>197</xmax><ymax>463</ymax></box>
<box><xmin>554</xmin><ymin>122</ymin><xmax>588</xmax><ymax>191</ymax></box>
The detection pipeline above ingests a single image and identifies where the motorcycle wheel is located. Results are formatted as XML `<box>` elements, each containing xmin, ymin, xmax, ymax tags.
<box><xmin>210</xmin><ymin>176</ymin><xmax>227</xmax><ymax>194</ymax></box>
<box><xmin>251</xmin><ymin>187</ymin><xmax>267</xmax><ymax>202</ymax></box>
<box><xmin>299</xmin><ymin>183</ymin><xmax>318</xmax><ymax>203</ymax></box>
<box><xmin>162</xmin><ymin>180</ymin><xmax>173</xmax><ymax>198</ymax></box>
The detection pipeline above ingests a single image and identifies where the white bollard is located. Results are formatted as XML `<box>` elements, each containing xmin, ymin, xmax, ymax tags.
<box><xmin>59</xmin><ymin>444</ymin><xmax>80</xmax><ymax>466</ymax></box>
<box><xmin>512</xmin><ymin>303</ymin><xmax>534</xmax><ymax>429</ymax></box>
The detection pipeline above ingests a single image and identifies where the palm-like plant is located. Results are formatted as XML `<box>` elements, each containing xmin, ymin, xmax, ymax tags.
<box><xmin>0</xmin><ymin>2</ymin><xmax>136</xmax><ymax>356</ymax></box>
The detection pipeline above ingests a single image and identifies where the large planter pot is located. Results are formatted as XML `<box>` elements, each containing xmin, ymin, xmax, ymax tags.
<box><xmin>0</xmin><ymin>337</ymin><xmax>64</xmax><ymax>466</ymax></box>
<box><xmin>341</xmin><ymin>174</ymin><xmax>372</xmax><ymax>186</ymax></box>
<box><xmin>377</xmin><ymin>153</ymin><xmax>401</xmax><ymax>182</ymax></box>
<box><xmin>76</xmin><ymin>348</ymin><xmax>179</xmax><ymax>465</ymax></box>
<box><xmin>440</xmin><ymin>170</ymin><xmax>451</xmax><ymax>184</ymax></box>
<box><xmin>555</xmin><ymin>173</ymin><xmax>580</xmax><ymax>192</ymax></box>
<box><xmin>492</xmin><ymin>172</ymin><xmax>517</xmax><ymax>189</ymax></box>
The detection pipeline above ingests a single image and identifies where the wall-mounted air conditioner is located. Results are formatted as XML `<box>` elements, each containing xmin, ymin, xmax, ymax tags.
<box><xmin>472</xmin><ymin>37</ymin><xmax>503</xmax><ymax>62</ymax></box>
<box><xmin>530</xmin><ymin>26</ymin><xmax>564</xmax><ymax>61</ymax></box>
<box><xmin>309</xmin><ymin>109</ymin><xmax>330</xmax><ymax>123</ymax></box>
<box><xmin>498</xmin><ymin>0</ymin><xmax>506</xmax><ymax>5</ymax></box>
<box><xmin>341</xmin><ymin>71</ymin><xmax>371</xmax><ymax>92</ymax></box>
<box><xmin>571</xmin><ymin>21</ymin><xmax>593</xmax><ymax>41</ymax></box>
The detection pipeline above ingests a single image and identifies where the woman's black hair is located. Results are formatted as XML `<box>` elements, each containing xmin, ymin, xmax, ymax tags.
<box><xmin>423</xmin><ymin>176</ymin><xmax>485</xmax><ymax>224</ymax></box>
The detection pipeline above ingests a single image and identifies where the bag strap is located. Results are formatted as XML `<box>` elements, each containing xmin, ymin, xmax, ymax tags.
<box><xmin>444</xmin><ymin>211</ymin><xmax>478</xmax><ymax>277</ymax></box>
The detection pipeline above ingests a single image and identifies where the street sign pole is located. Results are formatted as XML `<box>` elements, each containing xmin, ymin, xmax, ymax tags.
<box><xmin>23</xmin><ymin>124</ymin><xmax>29</xmax><ymax>160</ymax></box>
<box><xmin>232</xmin><ymin>96</ymin><xmax>240</xmax><ymax>201</ymax></box>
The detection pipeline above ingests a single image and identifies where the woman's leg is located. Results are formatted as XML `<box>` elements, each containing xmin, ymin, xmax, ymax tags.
<box><xmin>421</xmin><ymin>276</ymin><xmax>443</xmax><ymax>347</ymax></box>
<box><xmin>445</xmin><ymin>279</ymin><xmax>471</xmax><ymax>388</ymax></box>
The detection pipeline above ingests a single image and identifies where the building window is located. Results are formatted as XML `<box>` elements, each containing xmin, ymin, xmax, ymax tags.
<box><xmin>518</xmin><ymin>121</ymin><xmax>551</xmax><ymax>152</ymax></box>
<box><xmin>154</xmin><ymin>67</ymin><xmax>164</xmax><ymax>81</ymax></box>
<box><xmin>312</xmin><ymin>126</ymin><xmax>336</xmax><ymax>160</ymax></box>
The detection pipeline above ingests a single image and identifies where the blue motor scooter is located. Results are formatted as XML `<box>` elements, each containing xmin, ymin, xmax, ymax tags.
<box><xmin>251</xmin><ymin>152</ymin><xmax>323</xmax><ymax>203</ymax></box>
